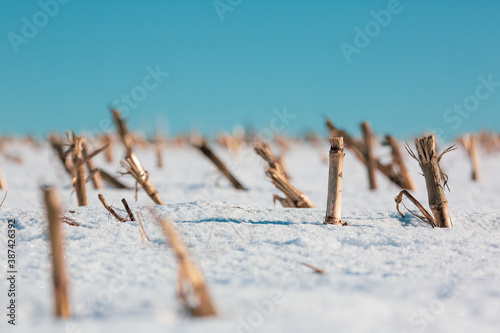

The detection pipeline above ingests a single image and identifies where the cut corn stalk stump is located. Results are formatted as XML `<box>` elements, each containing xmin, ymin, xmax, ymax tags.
<box><xmin>459</xmin><ymin>133</ymin><xmax>481</xmax><ymax>181</ymax></box>
<box><xmin>71</xmin><ymin>135</ymin><xmax>88</xmax><ymax>206</ymax></box>
<box><xmin>395</xmin><ymin>134</ymin><xmax>456</xmax><ymax>228</ymax></box>
<box><xmin>43</xmin><ymin>187</ymin><xmax>71</xmax><ymax>318</ymax></box>
<box><xmin>324</xmin><ymin>137</ymin><xmax>345</xmax><ymax>225</ymax></box>
<box><xmin>155</xmin><ymin>135</ymin><xmax>164</xmax><ymax>169</ymax></box>
<box><xmin>254</xmin><ymin>142</ymin><xmax>315</xmax><ymax>208</ymax></box>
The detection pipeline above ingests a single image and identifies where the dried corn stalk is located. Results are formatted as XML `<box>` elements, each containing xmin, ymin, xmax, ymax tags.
<box><xmin>156</xmin><ymin>216</ymin><xmax>217</xmax><ymax>317</ymax></box>
<box><xmin>361</xmin><ymin>121</ymin><xmax>377</xmax><ymax>190</ymax></box>
<box><xmin>324</xmin><ymin>137</ymin><xmax>344</xmax><ymax>225</ymax></box>
<box><xmin>383</xmin><ymin>135</ymin><xmax>416</xmax><ymax>191</ymax></box>
<box><xmin>218</xmin><ymin>132</ymin><xmax>243</xmax><ymax>155</ymax></box>
<box><xmin>82</xmin><ymin>142</ymin><xmax>103</xmax><ymax>189</ymax></box>
<box><xmin>111</xmin><ymin>109</ymin><xmax>134</xmax><ymax>155</ymax></box>
<box><xmin>98</xmin><ymin>194</ymin><xmax>128</xmax><ymax>222</ymax></box>
<box><xmin>459</xmin><ymin>134</ymin><xmax>480</xmax><ymax>181</ymax></box>
<box><xmin>326</xmin><ymin>119</ymin><xmax>415</xmax><ymax>190</ymax></box>
<box><xmin>99</xmin><ymin>169</ymin><xmax>131</xmax><ymax>189</ymax></box>
<box><xmin>49</xmin><ymin>134</ymin><xmax>73</xmax><ymax>176</ymax></box>
<box><xmin>65</xmin><ymin>132</ymin><xmax>108</xmax><ymax>206</ymax></box>
<box><xmin>274</xmin><ymin>135</ymin><xmax>291</xmax><ymax>151</ymax></box>
<box><xmin>137</xmin><ymin>211</ymin><xmax>151</xmax><ymax>247</ymax></box>
<box><xmin>326</xmin><ymin>119</ymin><xmax>366</xmax><ymax>163</ymax></box>
<box><xmin>102</xmin><ymin>134</ymin><xmax>114</xmax><ymax>163</ymax></box>
<box><xmin>301</xmin><ymin>262</ymin><xmax>325</xmax><ymax>274</ymax></box>
<box><xmin>121</xmin><ymin>153</ymin><xmax>164</xmax><ymax>205</ymax></box>
<box><xmin>43</xmin><ymin>187</ymin><xmax>71</xmax><ymax>318</ymax></box>
<box><xmin>396</xmin><ymin>135</ymin><xmax>456</xmax><ymax>228</ymax></box>
<box><xmin>255</xmin><ymin>142</ymin><xmax>315</xmax><ymax>208</ymax></box>
<box><xmin>155</xmin><ymin>136</ymin><xmax>164</xmax><ymax>169</ymax></box>
<box><xmin>193</xmin><ymin>139</ymin><xmax>246</xmax><ymax>190</ymax></box>
<box><xmin>121</xmin><ymin>198</ymin><xmax>135</xmax><ymax>221</ymax></box>
<box><xmin>395</xmin><ymin>190</ymin><xmax>436</xmax><ymax>228</ymax></box>
<box><xmin>71</xmin><ymin>136</ymin><xmax>87</xmax><ymax>206</ymax></box>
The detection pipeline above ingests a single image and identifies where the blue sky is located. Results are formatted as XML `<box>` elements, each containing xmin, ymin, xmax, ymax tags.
<box><xmin>1</xmin><ymin>0</ymin><xmax>499</xmax><ymax>139</ymax></box>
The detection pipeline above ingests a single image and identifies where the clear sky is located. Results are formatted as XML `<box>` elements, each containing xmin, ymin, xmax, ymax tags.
<box><xmin>1</xmin><ymin>0</ymin><xmax>499</xmax><ymax>140</ymax></box>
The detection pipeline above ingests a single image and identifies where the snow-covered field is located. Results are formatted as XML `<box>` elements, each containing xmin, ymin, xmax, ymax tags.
<box><xmin>1</xmin><ymin>139</ymin><xmax>500</xmax><ymax>333</ymax></box>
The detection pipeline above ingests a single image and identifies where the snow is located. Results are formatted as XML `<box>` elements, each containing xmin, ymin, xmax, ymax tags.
<box><xmin>1</xmin><ymin>139</ymin><xmax>500</xmax><ymax>332</ymax></box>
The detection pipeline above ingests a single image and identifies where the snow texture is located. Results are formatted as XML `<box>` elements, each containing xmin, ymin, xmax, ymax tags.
<box><xmin>1</xmin><ymin>140</ymin><xmax>499</xmax><ymax>333</ymax></box>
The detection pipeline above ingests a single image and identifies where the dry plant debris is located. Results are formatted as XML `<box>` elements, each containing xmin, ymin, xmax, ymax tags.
<box><xmin>324</xmin><ymin>137</ymin><xmax>345</xmax><ymax>225</ymax></box>
<box><xmin>326</xmin><ymin>119</ymin><xmax>416</xmax><ymax>190</ymax></box>
<box><xmin>98</xmin><ymin>194</ymin><xmax>136</xmax><ymax>222</ymax></box>
<box><xmin>300</xmin><ymin>262</ymin><xmax>326</xmax><ymax>274</ymax></box>
<box><xmin>43</xmin><ymin>187</ymin><xmax>71</xmax><ymax>318</ymax></box>
<box><xmin>459</xmin><ymin>133</ymin><xmax>481</xmax><ymax>181</ymax></box>
<box><xmin>64</xmin><ymin>132</ymin><xmax>108</xmax><ymax>206</ymax></box>
<box><xmin>193</xmin><ymin>139</ymin><xmax>246</xmax><ymax>190</ymax></box>
<box><xmin>137</xmin><ymin>211</ymin><xmax>151</xmax><ymax>248</ymax></box>
<box><xmin>396</xmin><ymin>135</ymin><xmax>456</xmax><ymax>228</ymax></box>
<box><xmin>254</xmin><ymin>142</ymin><xmax>315</xmax><ymax>208</ymax></box>
<box><xmin>111</xmin><ymin>109</ymin><xmax>134</xmax><ymax>155</ymax></box>
<box><xmin>120</xmin><ymin>153</ymin><xmax>164</xmax><ymax>205</ymax></box>
<box><xmin>99</xmin><ymin>169</ymin><xmax>132</xmax><ymax>189</ymax></box>
<box><xmin>156</xmin><ymin>216</ymin><xmax>217</xmax><ymax>317</ymax></box>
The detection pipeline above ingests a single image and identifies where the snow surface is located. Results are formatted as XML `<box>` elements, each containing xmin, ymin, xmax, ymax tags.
<box><xmin>1</xmin><ymin>140</ymin><xmax>500</xmax><ymax>333</ymax></box>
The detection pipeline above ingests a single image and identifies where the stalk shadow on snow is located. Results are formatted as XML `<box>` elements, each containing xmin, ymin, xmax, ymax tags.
<box><xmin>393</xmin><ymin>212</ymin><xmax>433</xmax><ymax>228</ymax></box>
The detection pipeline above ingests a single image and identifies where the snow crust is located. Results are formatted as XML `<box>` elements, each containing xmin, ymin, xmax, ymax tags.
<box><xmin>1</xmin><ymin>141</ymin><xmax>499</xmax><ymax>332</ymax></box>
